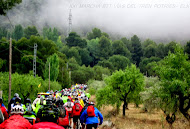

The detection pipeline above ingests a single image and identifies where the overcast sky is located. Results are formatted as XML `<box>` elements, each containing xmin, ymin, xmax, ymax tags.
<box><xmin>38</xmin><ymin>0</ymin><xmax>190</xmax><ymax>41</ymax></box>
<box><xmin>2</xmin><ymin>0</ymin><xmax>190</xmax><ymax>42</ymax></box>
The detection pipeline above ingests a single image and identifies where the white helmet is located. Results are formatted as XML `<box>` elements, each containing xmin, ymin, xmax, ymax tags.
<box><xmin>11</xmin><ymin>105</ymin><xmax>24</xmax><ymax>115</ymax></box>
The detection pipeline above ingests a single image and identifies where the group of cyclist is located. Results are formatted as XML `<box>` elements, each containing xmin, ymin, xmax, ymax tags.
<box><xmin>0</xmin><ymin>84</ymin><xmax>103</xmax><ymax>129</ymax></box>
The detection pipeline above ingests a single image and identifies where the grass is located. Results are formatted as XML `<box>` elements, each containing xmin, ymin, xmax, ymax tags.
<box><xmin>99</xmin><ymin>104</ymin><xmax>190</xmax><ymax>129</ymax></box>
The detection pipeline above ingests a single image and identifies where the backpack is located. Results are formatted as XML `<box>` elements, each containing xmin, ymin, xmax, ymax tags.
<box><xmin>59</xmin><ymin>107</ymin><xmax>66</xmax><ymax>118</ymax></box>
<box><xmin>25</xmin><ymin>104</ymin><xmax>33</xmax><ymax>115</ymax></box>
<box><xmin>0</xmin><ymin>108</ymin><xmax>4</xmax><ymax>124</ymax></box>
<box><xmin>39</xmin><ymin>105</ymin><xmax>58</xmax><ymax>123</ymax></box>
<box><xmin>57</xmin><ymin>117</ymin><xmax>69</xmax><ymax>126</ymax></box>
<box><xmin>75</xmin><ymin>103</ymin><xmax>80</xmax><ymax>111</ymax></box>
<box><xmin>87</xmin><ymin>105</ymin><xmax>96</xmax><ymax>117</ymax></box>
<box><xmin>67</xmin><ymin>102</ymin><xmax>72</xmax><ymax>108</ymax></box>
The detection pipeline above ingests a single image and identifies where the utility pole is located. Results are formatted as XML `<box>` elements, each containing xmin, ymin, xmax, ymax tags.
<box><xmin>8</xmin><ymin>38</ymin><xmax>12</xmax><ymax>103</ymax></box>
<box><xmin>69</xmin><ymin>71</ymin><xmax>71</xmax><ymax>80</ymax></box>
<box><xmin>49</xmin><ymin>62</ymin><xmax>50</xmax><ymax>91</ymax></box>
<box><xmin>33</xmin><ymin>43</ymin><xmax>37</xmax><ymax>77</ymax></box>
<box><xmin>67</xmin><ymin>9</ymin><xmax>72</xmax><ymax>37</ymax></box>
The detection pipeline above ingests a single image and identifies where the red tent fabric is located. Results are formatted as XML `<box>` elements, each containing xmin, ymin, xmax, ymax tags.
<box><xmin>31</xmin><ymin>122</ymin><xmax>65</xmax><ymax>129</ymax></box>
<box><xmin>0</xmin><ymin>115</ymin><xmax>32</xmax><ymax>129</ymax></box>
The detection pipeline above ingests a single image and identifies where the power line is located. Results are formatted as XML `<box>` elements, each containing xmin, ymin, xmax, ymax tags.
<box><xmin>12</xmin><ymin>45</ymin><xmax>26</xmax><ymax>56</ymax></box>
<box><xmin>6</xmin><ymin>15</ymin><xmax>14</xmax><ymax>30</ymax></box>
<box><xmin>0</xmin><ymin>41</ymin><xmax>9</xmax><ymax>44</ymax></box>
<box><xmin>26</xmin><ymin>44</ymin><xmax>34</xmax><ymax>48</ymax></box>
<box><xmin>12</xmin><ymin>45</ymin><xmax>44</xmax><ymax>65</ymax></box>
<box><xmin>0</xmin><ymin>48</ymin><xmax>9</xmax><ymax>53</ymax></box>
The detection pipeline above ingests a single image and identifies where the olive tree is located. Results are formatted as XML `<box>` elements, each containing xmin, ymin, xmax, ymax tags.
<box><xmin>96</xmin><ymin>64</ymin><xmax>144</xmax><ymax>116</ymax></box>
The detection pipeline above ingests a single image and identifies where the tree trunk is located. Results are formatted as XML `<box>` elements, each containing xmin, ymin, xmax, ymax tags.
<box><xmin>166</xmin><ymin>113</ymin><xmax>175</xmax><ymax>129</ymax></box>
<box><xmin>125</xmin><ymin>102</ymin><xmax>128</xmax><ymax>109</ymax></box>
<box><xmin>123</xmin><ymin>103</ymin><xmax>125</xmax><ymax>116</ymax></box>
<box><xmin>116</xmin><ymin>103</ymin><xmax>120</xmax><ymax>115</ymax></box>
<box><xmin>179</xmin><ymin>96</ymin><xmax>190</xmax><ymax>122</ymax></box>
<box><xmin>123</xmin><ymin>100</ymin><xmax>127</xmax><ymax>116</ymax></box>
<box><xmin>135</xmin><ymin>103</ymin><xmax>139</xmax><ymax>108</ymax></box>
<box><xmin>180</xmin><ymin>110</ymin><xmax>190</xmax><ymax>122</ymax></box>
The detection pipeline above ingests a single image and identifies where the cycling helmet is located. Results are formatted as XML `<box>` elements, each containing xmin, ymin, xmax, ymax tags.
<box><xmin>46</xmin><ymin>97</ymin><xmax>53</xmax><ymax>105</ymax></box>
<box><xmin>37</xmin><ymin>94</ymin><xmax>41</xmax><ymax>98</ymax></box>
<box><xmin>15</xmin><ymin>97</ymin><xmax>21</xmax><ymax>104</ymax></box>
<box><xmin>25</xmin><ymin>98</ymin><xmax>31</xmax><ymax>104</ymax></box>
<box><xmin>56</xmin><ymin>99</ymin><xmax>63</xmax><ymax>106</ymax></box>
<box><xmin>40</xmin><ymin>96</ymin><xmax>45</xmax><ymax>105</ymax></box>
<box><xmin>14</xmin><ymin>93</ymin><xmax>19</xmax><ymax>97</ymax></box>
<box><xmin>11</xmin><ymin>105</ymin><xmax>24</xmax><ymax>115</ymax></box>
<box><xmin>67</xmin><ymin>98</ymin><xmax>71</xmax><ymax>102</ymax></box>
<box><xmin>74</xmin><ymin>100</ymin><xmax>80</xmax><ymax>104</ymax></box>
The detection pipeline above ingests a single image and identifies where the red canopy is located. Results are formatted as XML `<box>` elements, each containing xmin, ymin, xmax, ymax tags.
<box><xmin>31</xmin><ymin>122</ymin><xmax>65</xmax><ymax>129</ymax></box>
<box><xmin>0</xmin><ymin>115</ymin><xmax>32</xmax><ymax>129</ymax></box>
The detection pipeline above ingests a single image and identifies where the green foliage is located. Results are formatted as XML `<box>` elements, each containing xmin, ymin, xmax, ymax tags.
<box><xmin>98</xmin><ymin>36</ymin><xmax>112</xmax><ymax>60</ymax></box>
<box><xmin>68</xmin><ymin>57</ymin><xmax>80</xmax><ymax>71</ymax></box>
<box><xmin>1</xmin><ymin>36</ymin><xmax>59</xmax><ymax>77</ymax></box>
<box><xmin>108</xmin><ymin>55</ymin><xmax>131</xmax><ymax>71</ymax></box>
<box><xmin>71</xmin><ymin>65</ymin><xmax>94</xmax><ymax>84</ymax></box>
<box><xmin>93</xmin><ymin>66</ymin><xmax>110</xmax><ymax>80</ymax></box>
<box><xmin>41</xmin><ymin>79</ymin><xmax>62</xmax><ymax>92</ymax></box>
<box><xmin>156</xmin><ymin>43</ymin><xmax>167</xmax><ymax>58</ymax></box>
<box><xmin>66</xmin><ymin>32</ymin><xmax>87</xmax><ymax>48</ymax></box>
<box><xmin>0</xmin><ymin>27</ymin><xmax>8</xmax><ymax>39</ymax></box>
<box><xmin>165</xmin><ymin>41</ymin><xmax>178</xmax><ymax>54</ymax></box>
<box><xmin>139</xmin><ymin>57</ymin><xmax>161</xmax><ymax>75</ymax></box>
<box><xmin>142</xmin><ymin>39</ymin><xmax>157</xmax><ymax>58</ymax></box>
<box><xmin>13</xmin><ymin>24</ymin><xmax>24</xmax><ymax>41</ymax></box>
<box><xmin>112</xmin><ymin>40</ymin><xmax>131</xmax><ymax>59</ymax></box>
<box><xmin>184</xmin><ymin>41</ymin><xmax>190</xmax><ymax>59</ymax></box>
<box><xmin>78</xmin><ymin>48</ymin><xmax>92</xmax><ymax>66</ymax></box>
<box><xmin>87</xmin><ymin>28</ymin><xmax>102</xmax><ymax>40</ymax></box>
<box><xmin>24</xmin><ymin>26</ymin><xmax>39</xmax><ymax>39</ymax></box>
<box><xmin>155</xmin><ymin>45</ymin><xmax>190</xmax><ymax>121</ymax></box>
<box><xmin>121</xmin><ymin>37</ymin><xmax>133</xmax><ymax>53</ymax></box>
<box><xmin>0</xmin><ymin>0</ymin><xmax>22</xmax><ymax>15</ymax></box>
<box><xmin>87</xmin><ymin>80</ymin><xmax>106</xmax><ymax>95</ymax></box>
<box><xmin>0</xmin><ymin>58</ymin><xmax>5</xmax><ymax>70</ymax></box>
<box><xmin>66</xmin><ymin>47</ymin><xmax>81</xmax><ymax>65</ymax></box>
<box><xmin>44</xmin><ymin>53</ymin><xmax>59</xmax><ymax>81</ymax></box>
<box><xmin>43</xmin><ymin>27</ymin><xmax>59</xmax><ymax>43</ymax></box>
<box><xmin>131</xmin><ymin>35</ymin><xmax>143</xmax><ymax>66</ymax></box>
<box><xmin>56</xmin><ymin>52</ymin><xmax>70</xmax><ymax>88</ymax></box>
<box><xmin>56</xmin><ymin>36</ymin><xmax>63</xmax><ymax>50</ymax></box>
<box><xmin>0</xmin><ymin>72</ymin><xmax>61</xmax><ymax>105</ymax></box>
<box><xmin>97</xmin><ymin>60</ymin><xmax>114</xmax><ymax>71</ymax></box>
<box><xmin>140</xmin><ymin>76</ymin><xmax>161</xmax><ymax>112</ymax></box>
<box><xmin>96</xmin><ymin>64</ymin><xmax>144</xmax><ymax>116</ymax></box>
<box><xmin>87</xmin><ymin>38</ymin><xmax>99</xmax><ymax>66</ymax></box>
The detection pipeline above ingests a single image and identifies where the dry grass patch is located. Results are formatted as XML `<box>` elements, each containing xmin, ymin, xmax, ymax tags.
<box><xmin>99</xmin><ymin>104</ymin><xmax>190</xmax><ymax>129</ymax></box>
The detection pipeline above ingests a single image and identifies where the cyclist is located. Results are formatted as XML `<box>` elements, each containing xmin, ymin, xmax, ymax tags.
<box><xmin>10</xmin><ymin>105</ymin><xmax>24</xmax><ymax>116</ymax></box>
<box><xmin>64</xmin><ymin>98</ymin><xmax>74</xmax><ymax>127</ymax></box>
<box><xmin>37</xmin><ymin>97</ymin><xmax>59</xmax><ymax>123</ymax></box>
<box><xmin>0</xmin><ymin>98</ymin><xmax>8</xmax><ymax>123</ymax></box>
<box><xmin>62</xmin><ymin>94</ymin><xmax>68</xmax><ymax>104</ymax></box>
<box><xmin>11</xmin><ymin>97</ymin><xmax>24</xmax><ymax>110</ymax></box>
<box><xmin>32</xmin><ymin>94</ymin><xmax>41</xmax><ymax>111</ymax></box>
<box><xmin>56</xmin><ymin>99</ymin><xmax>69</xmax><ymax>129</ymax></box>
<box><xmin>72</xmin><ymin>98</ymin><xmax>83</xmax><ymax>129</ymax></box>
<box><xmin>80</xmin><ymin>102</ymin><xmax>103</xmax><ymax>129</ymax></box>
<box><xmin>23</xmin><ymin>98</ymin><xmax>36</xmax><ymax>125</ymax></box>
<box><xmin>8</xmin><ymin>93</ymin><xmax>19</xmax><ymax>114</ymax></box>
